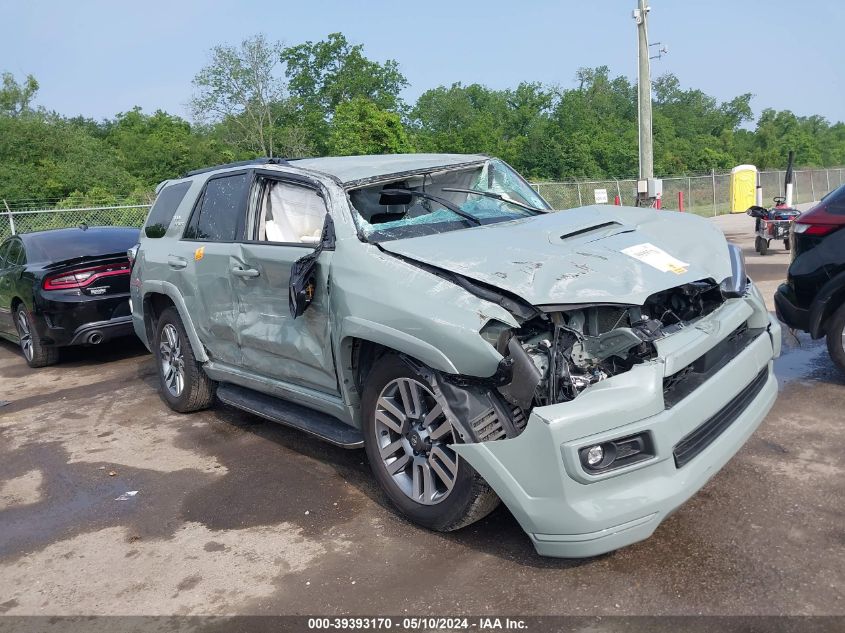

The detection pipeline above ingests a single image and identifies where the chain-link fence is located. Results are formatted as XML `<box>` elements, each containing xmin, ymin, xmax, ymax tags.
<box><xmin>2</xmin><ymin>167</ymin><xmax>844</xmax><ymax>240</ymax></box>
<box><xmin>0</xmin><ymin>204</ymin><xmax>151</xmax><ymax>241</ymax></box>
<box><xmin>533</xmin><ymin>167</ymin><xmax>845</xmax><ymax>218</ymax></box>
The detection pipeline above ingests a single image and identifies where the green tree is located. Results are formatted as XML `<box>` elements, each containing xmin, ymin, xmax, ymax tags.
<box><xmin>104</xmin><ymin>107</ymin><xmax>226</xmax><ymax>184</ymax></box>
<box><xmin>0</xmin><ymin>72</ymin><xmax>39</xmax><ymax>116</ymax></box>
<box><xmin>328</xmin><ymin>98</ymin><xmax>412</xmax><ymax>156</ymax></box>
<box><xmin>280</xmin><ymin>33</ymin><xmax>408</xmax><ymax>151</ymax></box>
<box><xmin>191</xmin><ymin>34</ymin><xmax>288</xmax><ymax>157</ymax></box>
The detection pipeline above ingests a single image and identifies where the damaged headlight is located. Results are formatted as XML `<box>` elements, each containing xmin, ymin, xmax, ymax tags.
<box><xmin>719</xmin><ymin>243</ymin><xmax>748</xmax><ymax>298</ymax></box>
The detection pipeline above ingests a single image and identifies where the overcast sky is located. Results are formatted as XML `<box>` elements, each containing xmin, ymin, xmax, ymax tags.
<box><xmin>1</xmin><ymin>0</ymin><xmax>842</xmax><ymax>124</ymax></box>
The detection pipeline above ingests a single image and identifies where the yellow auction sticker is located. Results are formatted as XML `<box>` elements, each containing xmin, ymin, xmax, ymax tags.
<box><xmin>194</xmin><ymin>246</ymin><xmax>205</xmax><ymax>261</ymax></box>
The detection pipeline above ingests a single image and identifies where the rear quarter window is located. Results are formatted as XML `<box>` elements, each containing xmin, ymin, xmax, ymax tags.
<box><xmin>145</xmin><ymin>182</ymin><xmax>192</xmax><ymax>238</ymax></box>
<box><xmin>823</xmin><ymin>184</ymin><xmax>845</xmax><ymax>215</ymax></box>
<box><xmin>183</xmin><ymin>173</ymin><xmax>249</xmax><ymax>242</ymax></box>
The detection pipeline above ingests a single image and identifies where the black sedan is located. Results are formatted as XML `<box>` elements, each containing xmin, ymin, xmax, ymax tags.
<box><xmin>0</xmin><ymin>226</ymin><xmax>140</xmax><ymax>367</ymax></box>
<box><xmin>775</xmin><ymin>183</ymin><xmax>845</xmax><ymax>371</ymax></box>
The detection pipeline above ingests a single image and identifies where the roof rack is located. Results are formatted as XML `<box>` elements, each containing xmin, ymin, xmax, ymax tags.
<box><xmin>182</xmin><ymin>157</ymin><xmax>290</xmax><ymax>178</ymax></box>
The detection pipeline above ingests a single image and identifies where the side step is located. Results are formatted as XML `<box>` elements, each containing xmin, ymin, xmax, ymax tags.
<box><xmin>216</xmin><ymin>383</ymin><xmax>364</xmax><ymax>449</ymax></box>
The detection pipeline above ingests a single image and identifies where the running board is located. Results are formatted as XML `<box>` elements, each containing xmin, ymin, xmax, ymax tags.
<box><xmin>216</xmin><ymin>383</ymin><xmax>364</xmax><ymax>449</ymax></box>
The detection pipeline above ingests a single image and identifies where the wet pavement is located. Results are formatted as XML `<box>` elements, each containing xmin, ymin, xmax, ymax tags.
<box><xmin>0</xmin><ymin>213</ymin><xmax>843</xmax><ymax>616</ymax></box>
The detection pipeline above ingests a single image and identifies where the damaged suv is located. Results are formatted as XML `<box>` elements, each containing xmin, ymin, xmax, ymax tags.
<box><xmin>131</xmin><ymin>154</ymin><xmax>780</xmax><ymax>557</ymax></box>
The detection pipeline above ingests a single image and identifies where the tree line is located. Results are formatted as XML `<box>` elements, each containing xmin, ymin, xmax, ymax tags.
<box><xmin>1</xmin><ymin>32</ymin><xmax>843</xmax><ymax>207</ymax></box>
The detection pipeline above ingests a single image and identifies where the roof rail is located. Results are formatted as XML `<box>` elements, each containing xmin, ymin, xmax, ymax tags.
<box><xmin>182</xmin><ymin>157</ymin><xmax>290</xmax><ymax>178</ymax></box>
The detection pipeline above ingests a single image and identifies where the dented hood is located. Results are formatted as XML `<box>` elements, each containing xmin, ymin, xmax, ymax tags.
<box><xmin>380</xmin><ymin>205</ymin><xmax>733</xmax><ymax>307</ymax></box>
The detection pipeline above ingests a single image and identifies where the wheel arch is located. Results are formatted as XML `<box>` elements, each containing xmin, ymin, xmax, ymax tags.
<box><xmin>141</xmin><ymin>281</ymin><xmax>208</xmax><ymax>362</ymax></box>
<box><xmin>809</xmin><ymin>270</ymin><xmax>845</xmax><ymax>338</ymax></box>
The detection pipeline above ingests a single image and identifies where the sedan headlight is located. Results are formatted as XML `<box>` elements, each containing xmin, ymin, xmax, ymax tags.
<box><xmin>719</xmin><ymin>243</ymin><xmax>748</xmax><ymax>298</ymax></box>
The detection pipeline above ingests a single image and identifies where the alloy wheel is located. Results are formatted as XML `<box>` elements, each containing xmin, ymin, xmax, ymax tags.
<box><xmin>374</xmin><ymin>377</ymin><xmax>459</xmax><ymax>505</ymax></box>
<box><xmin>159</xmin><ymin>323</ymin><xmax>185</xmax><ymax>397</ymax></box>
<box><xmin>17</xmin><ymin>311</ymin><xmax>33</xmax><ymax>362</ymax></box>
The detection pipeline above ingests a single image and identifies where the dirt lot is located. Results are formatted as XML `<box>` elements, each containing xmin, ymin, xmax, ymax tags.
<box><xmin>0</xmin><ymin>212</ymin><xmax>843</xmax><ymax>617</ymax></box>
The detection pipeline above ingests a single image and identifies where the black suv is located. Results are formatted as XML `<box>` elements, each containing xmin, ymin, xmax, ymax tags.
<box><xmin>775</xmin><ymin>184</ymin><xmax>845</xmax><ymax>370</ymax></box>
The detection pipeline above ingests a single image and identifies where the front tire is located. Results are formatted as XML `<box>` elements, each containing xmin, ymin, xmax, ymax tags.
<box><xmin>362</xmin><ymin>354</ymin><xmax>499</xmax><ymax>532</ymax></box>
<box><xmin>759</xmin><ymin>239</ymin><xmax>769</xmax><ymax>256</ymax></box>
<box><xmin>825</xmin><ymin>303</ymin><xmax>845</xmax><ymax>374</ymax></box>
<box><xmin>154</xmin><ymin>307</ymin><xmax>215</xmax><ymax>412</ymax></box>
<box><xmin>14</xmin><ymin>305</ymin><xmax>58</xmax><ymax>368</ymax></box>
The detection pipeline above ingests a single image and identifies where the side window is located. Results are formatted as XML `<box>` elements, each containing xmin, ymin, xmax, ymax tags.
<box><xmin>5</xmin><ymin>240</ymin><xmax>23</xmax><ymax>266</ymax></box>
<box><xmin>257</xmin><ymin>180</ymin><xmax>327</xmax><ymax>245</ymax></box>
<box><xmin>0</xmin><ymin>241</ymin><xmax>10</xmax><ymax>269</ymax></box>
<box><xmin>145</xmin><ymin>181</ymin><xmax>192</xmax><ymax>238</ymax></box>
<box><xmin>184</xmin><ymin>173</ymin><xmax>249</xmax><ymax>242</ymax></box>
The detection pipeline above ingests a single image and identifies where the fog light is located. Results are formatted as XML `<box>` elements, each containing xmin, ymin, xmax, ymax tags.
<box><xmin>586</xmin><ymin>445</ymin><xmax>604</xmax><ymax>466</ymax></box>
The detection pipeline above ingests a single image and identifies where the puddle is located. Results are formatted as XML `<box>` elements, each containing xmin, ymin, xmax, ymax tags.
<box><xmin>774</xmin><ymin>332</ymin><xmax>843</xmax><ymax>388</ymax></box>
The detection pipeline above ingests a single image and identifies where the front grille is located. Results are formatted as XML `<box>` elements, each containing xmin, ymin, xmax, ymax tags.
<box><xmin>663</xmin><ymin>325</ymin><xmax>765</xmax><ymax>408</ymax></box>
<box><xmin>672</xmin><ymin>368</ymin><xmax>769</xmax><ymax>468</ymax></box>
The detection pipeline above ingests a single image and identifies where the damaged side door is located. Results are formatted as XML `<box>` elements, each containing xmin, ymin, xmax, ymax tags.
<box><xmin>231</xmin><ymin>172</ymin><xmax>339</xmax><ymax>395</ymax></box>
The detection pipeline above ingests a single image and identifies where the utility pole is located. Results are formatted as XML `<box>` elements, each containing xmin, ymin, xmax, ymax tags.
<box><xmin>634</xmin><ymin>0</ymin><xmax>655</xmax><ymax>205</ymax></box>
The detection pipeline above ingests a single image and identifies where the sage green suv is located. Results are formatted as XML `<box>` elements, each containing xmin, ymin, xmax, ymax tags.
<box><xmin>131</xmin><ymin>154</ymin><xmax>780</xmax><ymax>557</ymax></box>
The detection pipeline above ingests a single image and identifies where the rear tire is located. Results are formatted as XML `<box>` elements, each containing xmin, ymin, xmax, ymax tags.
<box><xmin>825</xmin><ymin>303</ymin><xmax>845</xmax><ymax>374</ymax></box>
<box><xmin>154</xmin><ymin>307</ymin><xmax>215</xmax><ymax>413</ymax></box>
<box><xmin>362</xmin><ymin>354</ymin><xmax>499</xmax><ymax>532</ymax></box>
<box><xmin>14</xmin><ymin>305</ymin><xmax>59</xmax><ymax>368</ymax></box>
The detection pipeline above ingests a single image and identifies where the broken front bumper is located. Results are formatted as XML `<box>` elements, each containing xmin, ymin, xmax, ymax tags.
<box><xmin>453</xmin><ymin>297</ymin><xmax>781</xmax><ymax>558</ymax></box>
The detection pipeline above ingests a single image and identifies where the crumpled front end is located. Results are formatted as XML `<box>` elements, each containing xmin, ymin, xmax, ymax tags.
<box><xmin>448</xmin><ymin>282</ymin><xmax>780</xmax><ymax>557</ymax></box>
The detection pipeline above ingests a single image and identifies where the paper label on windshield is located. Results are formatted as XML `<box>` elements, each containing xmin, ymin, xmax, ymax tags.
<box><xmin>622</xmin><ymin>243</ymin><xmax>689</xmax><ymax>274</ymax></box>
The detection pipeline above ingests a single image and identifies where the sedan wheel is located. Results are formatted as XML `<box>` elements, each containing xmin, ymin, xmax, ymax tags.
<box><xmin>17</xmin><ymin>311</ymin><xmax>33</xmax><ymax>362</ymax></box>
<box><xmin>375</xmin><ymin>377</ymin><xmax>459</xmax><ymax>505</ymax></box>
<box><xmin>13</xmin><ymin>305</ymin><xmax>59</xmax><ymax>368</ymax></box>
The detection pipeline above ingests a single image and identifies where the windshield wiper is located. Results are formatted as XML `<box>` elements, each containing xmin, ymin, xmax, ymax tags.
<box><xmin>441</xmin><ymin>187</ymin><xmax>544</xmax><ymax>214</ymax></box>
<box><xmin>380</xmin><ymin>189</ymin><xmax>482</xmax><ymax>226</ymax></box>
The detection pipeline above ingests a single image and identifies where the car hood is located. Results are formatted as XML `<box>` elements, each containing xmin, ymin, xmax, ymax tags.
<box><xmin>379</xmin><ymin>205</ymin><xmax>733</xmax><ymax>307</ymax></box>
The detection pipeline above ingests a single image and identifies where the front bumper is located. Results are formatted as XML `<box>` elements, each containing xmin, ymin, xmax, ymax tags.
<box><xmin>454</xmin><ymin>296</ymin><xmax>781</xmax><ymax>558</ymax></box>
<box><xmin>774</xmin><ymin>283</ymin><xmax>810</xmax><ymax>333</ymax></box>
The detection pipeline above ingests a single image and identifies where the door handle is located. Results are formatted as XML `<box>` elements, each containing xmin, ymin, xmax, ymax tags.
<box><xmin>231</xmin><ymin>266</ymin><xmax>260</xmax><ymax>279</ymax></box>
<box><xmin>167</xmin><ymin>255</ymin><xmax>188</xmax><ymax>270</ymax></box>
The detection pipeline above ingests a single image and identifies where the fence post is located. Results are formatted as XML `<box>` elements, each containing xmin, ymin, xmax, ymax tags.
<box><xmin>827</xmin><ymin>169</ymin><xmax>831</xmax><ymax>194</ymax></box>
<box><xmin>2</xmin><ymin>200</ymin><xmax>15</xmax><ymax>235</ymax></box>
<box><xmin>711</xmin><ymin>170</ymin><xmax>716</xmax><ymax>216</ymax></box>
<box><xmin>688</xmin><ymin>178</ymin><xmax>692</xmax><ymax>213</ymax></box>
<box><xmin>811</xmin><ymin>171</ymin><xmax>816</xmax><ymax>202</ymax></box>
<box><xmin>615</xmin><ymin>180</ymin><xmax>622</xmax><ymax>204</ymax></box>
<box><xmin>576</xmin><ymin>182</ymin><xmax>583</xmax><ymax>207</ymax></box>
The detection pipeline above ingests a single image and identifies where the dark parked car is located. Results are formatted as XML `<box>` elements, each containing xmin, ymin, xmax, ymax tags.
<box><xmin>0</xmin><ymin>226</ymin><xmax>140</xmax><ymax>367</ymax></box>
<box><xmin>775</xmin><ymin>184</ymin><xmax>845</xmax><ymax>371</ymax></box>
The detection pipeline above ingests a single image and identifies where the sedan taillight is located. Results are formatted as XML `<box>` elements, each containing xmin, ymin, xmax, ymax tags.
<box><xmin>43</xmin><ymin>262</ymin><xmax>131</xmax><ymax>290</ymax></box>
<box><xmin>793</xmin><ymin>223</ymin><xmax>837</xmax><ymax>236</ymax></box>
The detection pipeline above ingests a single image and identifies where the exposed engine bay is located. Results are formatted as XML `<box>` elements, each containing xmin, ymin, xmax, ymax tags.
<box><xmin>427</xmin><ymin>280</ymin><xmax>728</xmax><ymax>445</ymax></box>
<box><xmin>494</xmin><ymin>279</ymin><xmax>726</xmax><ymax>410</ymax></box>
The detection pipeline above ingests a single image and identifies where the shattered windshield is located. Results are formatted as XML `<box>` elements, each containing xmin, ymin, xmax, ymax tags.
<box><xmin>347</xmin><ymin>159</ymin><xmax>551</xmax><ymax>242</ymax></box>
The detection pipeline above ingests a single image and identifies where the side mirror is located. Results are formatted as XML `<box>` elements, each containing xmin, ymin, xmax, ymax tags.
<box><xmin>288</xmin><ymin>213</ymin><xmax>335</xmax><ymax>319</ymax></box>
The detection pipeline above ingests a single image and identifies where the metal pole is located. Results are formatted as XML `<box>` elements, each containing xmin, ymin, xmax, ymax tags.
<box><xmin>577</xmin><ymin>182</ymin><xmax>583</xmax><ymax>207</ymax></box>
<box><xmin>711</xmin><ymin>170</ymin><xmax>716</xmax><ymax>216</ymax></box>
<box><xmin>616</xmin><ymin>179</ymin><xmax>622</xmax><ymax>203</ymax></box>
<box><xmin>2</xmin><ymin>200</ymin><xmax>15</xmax><ymax>235</ymax></box>
<box><xmin>635</xmin><ymin>0</ymin><xmax>653</xmax><ymax>189</ymax></box>
<box><xmin>688</xmin><ymin>177</ymin><xmax>692</xmax><ymax>213</ymax></box>
<box><xmin>826</xmin><ymin>168</ymin><xmax>831</xmax><ymax>194</ymax></box>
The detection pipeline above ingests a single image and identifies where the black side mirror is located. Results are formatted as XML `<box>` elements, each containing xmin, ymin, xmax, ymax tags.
<box><xmin>289</xmin><ymin>213</ymin><xmax>335</xmax><ymax>319</ymax></box>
